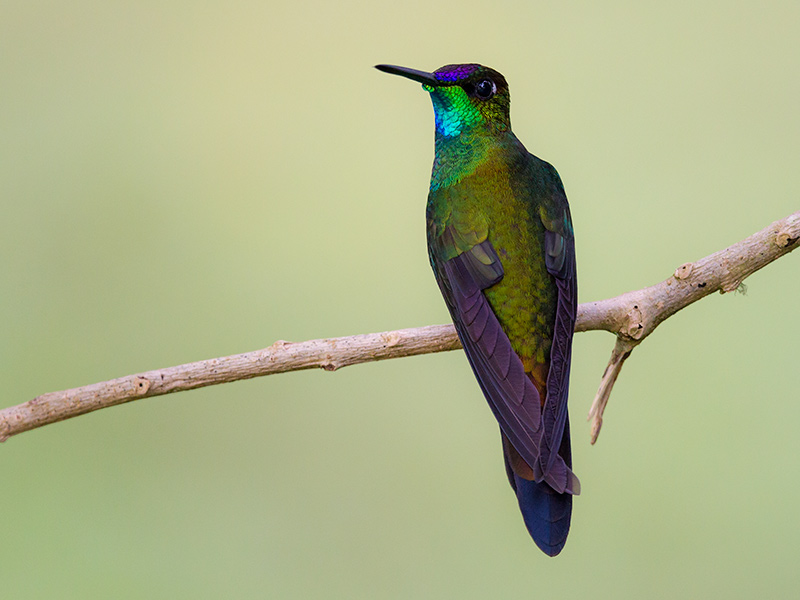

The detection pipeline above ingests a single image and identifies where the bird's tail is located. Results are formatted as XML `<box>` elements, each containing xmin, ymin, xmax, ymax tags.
<box><xmin>507</xmin><ymin>470</ymin><xmax>572</xmax><ymax>556</ymax></box>
<box><xmin>502</xmin><ymin>418</ymin><xmax>576</xmax><ymax>557</ymax></box>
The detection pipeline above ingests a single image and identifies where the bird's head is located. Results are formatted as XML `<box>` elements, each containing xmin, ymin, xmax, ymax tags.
<box><xmin>376</xmin><ymin>63</ymin><xmax>511</xmax><ymax>138</ymax></box>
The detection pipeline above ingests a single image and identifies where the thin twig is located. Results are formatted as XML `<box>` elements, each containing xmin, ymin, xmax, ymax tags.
<box><xmin>1</xmin><ymin>212</ymin><xmax>798</xmax><ymax>444</ymax></box>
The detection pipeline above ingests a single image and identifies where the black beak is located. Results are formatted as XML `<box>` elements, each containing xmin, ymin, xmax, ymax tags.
<box><xmin>375</xmin><ymin>64</ymin><xmax>441</xmax><ymax>87</ymax></box>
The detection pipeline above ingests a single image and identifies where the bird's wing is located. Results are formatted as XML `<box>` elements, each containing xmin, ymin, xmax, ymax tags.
<box><xmin>429</xmin><ymin>224</ymin><xmax>548</xmax><ymax>484</ymax></box>
<box><xmin>538</xmin><ymin>180</ymin><xmax>578</xmax><ymax>483</ymax></box>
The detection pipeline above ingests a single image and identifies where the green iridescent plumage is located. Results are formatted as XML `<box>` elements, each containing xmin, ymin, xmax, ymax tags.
<box><xmin>377</xmin><ymin>63</ymin><xmax>579</xmax><ymax>556</ymax></box>
<box><xmin>429</xmin><ymin>135</ymin><xmax>559</xmax><ymax>366</ymax></box>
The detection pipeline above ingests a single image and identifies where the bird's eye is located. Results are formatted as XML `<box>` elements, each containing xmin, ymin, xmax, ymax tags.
<box><xmin>475</xmin><ymin>79</ymin><xmax>496</xmax><ymax>100</ymax></box>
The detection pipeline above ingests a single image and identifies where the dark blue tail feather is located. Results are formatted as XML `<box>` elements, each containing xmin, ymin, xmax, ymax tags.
<box><xmin>511</xmin><ymin>472</ymin><xmax>572</xmax><ymax>556</ymax></box>
<box><xmin>502</xmin><ymin>418</ymin><xmax>574</xmax><ymax>557</ymax></box>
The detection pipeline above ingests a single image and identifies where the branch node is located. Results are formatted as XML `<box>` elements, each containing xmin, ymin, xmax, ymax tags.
<box><xmin>382</xmin><ymin>331</ymin><xmax>402</xmax><ymax>347</ymax></box>
<box><xmin>624</xmin><ymin>305</ymin><xmax>644</xmax><ymax>340</ymax></box>
<box><xmin>776</xmin><ymin>230</ymin><xmax>798</xmax><ymax>249</ymax></box>
<box><xmin>133</xmin><ymin>376</ymin><xmax>151</xmax><ymax>395</ymax></box>
<box><xmin>674</xmin><ymin>262</ymin><xmax>694</xmax><ymax>280</ymax></box>
<box><xmin>721</xmin><ymin>279</ymin><xmax>742</xmax><ymax>294</ymax></box>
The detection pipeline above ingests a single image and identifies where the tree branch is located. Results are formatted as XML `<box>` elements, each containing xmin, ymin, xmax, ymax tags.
<box><xmin>2</xmin><ymin>212</ymin><xmax>798</xmax><ymax>444</ymax></box>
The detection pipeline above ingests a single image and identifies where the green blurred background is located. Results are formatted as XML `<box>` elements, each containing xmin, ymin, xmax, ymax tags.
<box><xmin>2</xmin><ymin>1</ymin><xmax>798</xmax><ymax>598</ymax></box>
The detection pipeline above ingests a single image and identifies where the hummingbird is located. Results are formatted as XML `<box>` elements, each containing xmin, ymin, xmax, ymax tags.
<box><xmin>376</xmin><ymin>63</ymin><xmax>579</xmax><ymax>556</ymax></box>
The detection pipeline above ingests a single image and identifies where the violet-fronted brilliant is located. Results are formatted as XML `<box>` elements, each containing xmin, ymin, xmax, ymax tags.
<box><xmin>376</xmin><ymin>63</ymin><xmax>579</xmax><ymax>556</ymax></box>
